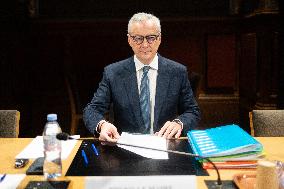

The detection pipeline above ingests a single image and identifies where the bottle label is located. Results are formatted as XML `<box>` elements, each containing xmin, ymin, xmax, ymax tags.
<box><xmin>43</xmin><ymin>135</ymin><xmax>61</xmax><ymax>151</ymax></box>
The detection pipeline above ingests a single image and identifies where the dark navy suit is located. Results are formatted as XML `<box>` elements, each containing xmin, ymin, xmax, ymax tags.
<box><xmin>83</xmin><ymin>55</ymin><xmax>200</xmax><ymax>136</ymax></box>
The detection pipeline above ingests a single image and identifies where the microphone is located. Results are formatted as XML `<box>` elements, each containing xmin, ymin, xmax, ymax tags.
<box><xmin>56</xmin><ymin>132</ymin><xmax>222</xmax><ymax>187</ymax></box>
<box><xmin>56</xmin><ymin>132</ymin><xmax>83</xmax><ymax>140</ymax></box>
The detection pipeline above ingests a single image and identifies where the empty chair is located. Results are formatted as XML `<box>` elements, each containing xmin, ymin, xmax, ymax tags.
<box><xmin>249</xmin><ymin>110</ymin><xmax>284</xmax><ymax>137</ymax></box>
<box><xmin>65</xmin><ymin>74</ymin><xmax>83</xmax><ymax>135</ymax></box>
<box><xmin>0</xmin><ymin>110</ymin><xmax>20</xmax><ymax>138</ymax></box>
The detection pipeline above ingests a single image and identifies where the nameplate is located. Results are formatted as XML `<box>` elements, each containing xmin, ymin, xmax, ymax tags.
<box><xmin>85</xmin><ymin>175</ymin><xmax>197</xmax><ymax>189</ymax></box>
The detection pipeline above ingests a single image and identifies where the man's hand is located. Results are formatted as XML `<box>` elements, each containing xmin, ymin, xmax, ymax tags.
<box><xmin>155</xmin><ymin>121</ymin><xmax>182</xmax><ymax>139</ymax></box>
<box><xmin>99</xmin><ymin>122</ymin><xmax>120</xmax><ymax>145</ymax></box>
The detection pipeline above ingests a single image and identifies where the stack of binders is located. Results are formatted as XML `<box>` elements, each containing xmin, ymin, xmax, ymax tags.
<box><xmin>187</xmin><ymin>124</ymin><xmax>265</xmax><ymax>169</ymax></box>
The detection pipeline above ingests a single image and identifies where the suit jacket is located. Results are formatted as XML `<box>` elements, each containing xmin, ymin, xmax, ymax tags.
<box><xmin>83</xmin><ymin>54</ymin><xmax>200</xmax><ymax>136</ymax></box>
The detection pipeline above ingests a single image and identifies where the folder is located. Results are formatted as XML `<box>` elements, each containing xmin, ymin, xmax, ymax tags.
<box><xmin>187</xmin><ymin>124</ymin><xmax>263</xmax><ymax>158</ymax></box>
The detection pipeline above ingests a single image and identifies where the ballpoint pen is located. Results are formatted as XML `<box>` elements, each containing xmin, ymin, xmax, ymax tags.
<box><xmin>91</xmin><ymin>143</ymin><xmax>99</xmax><ymax>156</ymax></box>
<box><xmin>0</xmin><ymin>174</ymin><xmax>6</xmax><ymax>183</ymax></box>
<box><xmin>81</xmin><ymin>149</ymin><xmax>89</xmax><ymax>165</ymax></box>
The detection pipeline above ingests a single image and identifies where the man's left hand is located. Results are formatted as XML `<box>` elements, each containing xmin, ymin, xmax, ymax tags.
<box><xmin>155</xmin><ymin>121</ymin><xmax>182</xmax><ymax>139</ymax></box>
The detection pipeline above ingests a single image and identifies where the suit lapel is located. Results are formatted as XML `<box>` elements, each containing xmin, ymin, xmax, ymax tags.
<box><xmin>154</xmin><ymin>57</ymin><xmax>170</xmax><ymax>129</ymax></box>
<box><xmin>122</xmin><ymin>58</ymin><xmax>144</xmax><ymax>126</ymax></box>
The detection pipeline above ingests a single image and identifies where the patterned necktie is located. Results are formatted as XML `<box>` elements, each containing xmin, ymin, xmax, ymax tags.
<box><xmin>140</xmin><ymin>66</ymin><xmax>151</xmax><ymax>133</ymax></box>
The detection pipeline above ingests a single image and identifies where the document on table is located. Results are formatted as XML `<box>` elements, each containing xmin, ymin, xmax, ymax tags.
<box><xmin>117</xmin><ymin>132</ymin><xmax>169</xmax><ymax>159</ymax></box>
<box><xmin>0</xmin><ymin>174</ymin><xmax>25</xmax><ymax>189</ymax></box>
<box><xmin>85</xmin><ymin>175</ymin><xmax>197</xmax><ymax>189</ymax></box>
<box><xmin>15</xmin><ymin>136</ymin><xmax>78</xmax><ymax>159</ymax></box>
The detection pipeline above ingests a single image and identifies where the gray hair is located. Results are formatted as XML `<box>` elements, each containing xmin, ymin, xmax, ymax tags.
<box><xmin>128</xmin><ymin>12</ymin><xmax>161</xmax><ymax>34</ymax></box>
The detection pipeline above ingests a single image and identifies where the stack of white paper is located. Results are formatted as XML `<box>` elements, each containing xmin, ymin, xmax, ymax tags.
<box><xmin>16</xmin><ymin>136</ymin><xmax>78</xmax><ymax>159</ymax></box>
<box><xmin>117</xmin><ymin>132</ymin><xmax>168</xmax><ymax>159</ymax></box>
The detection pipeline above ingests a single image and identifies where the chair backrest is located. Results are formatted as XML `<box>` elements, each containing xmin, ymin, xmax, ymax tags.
<box><xmin>0</xmin><ymin>110</ymin><xmax>20</xmax><ymax>138</ymax></box>
<box><xmin>249</xmin><ymin>110</ymin><xmax>284</xmax><ymax>137</ymax></box>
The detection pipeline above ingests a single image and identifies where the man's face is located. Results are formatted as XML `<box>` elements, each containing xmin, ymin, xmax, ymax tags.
<box><xmin>128</xmin><ymin>20</ymin><xmax>161</xmax><ymax>64</ymax></box>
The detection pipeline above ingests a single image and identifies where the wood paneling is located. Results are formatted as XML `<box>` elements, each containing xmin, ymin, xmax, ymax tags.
<box><xmin>206</xmin><ymin>34</ymin><xmax>236</xmax><ymax>91</ymax></box>
<box><xmin>239</xmin><ymin>33</ymin><xmax>257</xmax><ymax>101</ymax></box>
<box><xmin>36</xmin><ymin>0</ymin><xmax>230</xmax><ymax>18</ymax></box>
<box><xmin>0</xmin><ymin>1</ymin><xmax>282</xmax><ymax>137</ymax></box>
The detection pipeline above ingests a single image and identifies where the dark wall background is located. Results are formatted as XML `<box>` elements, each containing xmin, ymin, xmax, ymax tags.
<box><xmin>0</xmin><ymin>0</ymin><xmax>282</xmax><ymax>137</ymax></box>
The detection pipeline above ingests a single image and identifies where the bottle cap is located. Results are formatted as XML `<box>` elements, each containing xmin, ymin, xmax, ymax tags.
<box><xmin>47</xmin><ymin>114</ymin><xmax>57</xmax><ymax>121</ymax></box>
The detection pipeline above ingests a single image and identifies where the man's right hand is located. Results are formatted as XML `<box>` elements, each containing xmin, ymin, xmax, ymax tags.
<box><xmin>98</xmin><ymin>122</ymin><xmax>120</xmax><ymax>145</ymax></box>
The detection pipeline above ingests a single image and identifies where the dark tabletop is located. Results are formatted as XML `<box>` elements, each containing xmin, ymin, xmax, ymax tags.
<box><xmin>66</xmin><ymin>139</ymin><xmax>208</xmax><ymax>176</ymax></box>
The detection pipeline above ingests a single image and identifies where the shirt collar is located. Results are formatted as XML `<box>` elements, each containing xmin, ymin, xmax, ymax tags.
<box><xmin>134</xmin><ymin>54</ymin><xmax>159</xmax><ymax>72</ymax></box>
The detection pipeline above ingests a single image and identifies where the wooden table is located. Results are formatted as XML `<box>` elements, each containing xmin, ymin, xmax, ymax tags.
<box><xmin>0</xmin><ymin>137</ymin><xmax>283</xmax><ymax>189</ymax></box>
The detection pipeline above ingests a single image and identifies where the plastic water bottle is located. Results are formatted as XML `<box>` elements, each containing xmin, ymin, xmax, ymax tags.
<box><xmin>43</xmin><ymin>113</ymin><xmax>62</xmax><ymax>179</ymax></box>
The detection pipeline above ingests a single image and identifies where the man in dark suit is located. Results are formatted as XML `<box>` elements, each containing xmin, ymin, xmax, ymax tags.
<box><xmin>83</xmin><ymin>12</ymin><xmax>200</xmax><ymax>143</ymax></box>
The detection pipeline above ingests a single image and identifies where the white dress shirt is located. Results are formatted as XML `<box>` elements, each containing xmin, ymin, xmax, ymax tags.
<box><xmin>134</xmin><ymin>54</ymin><xmax>158</xmax><ymax>134</ymax></box>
